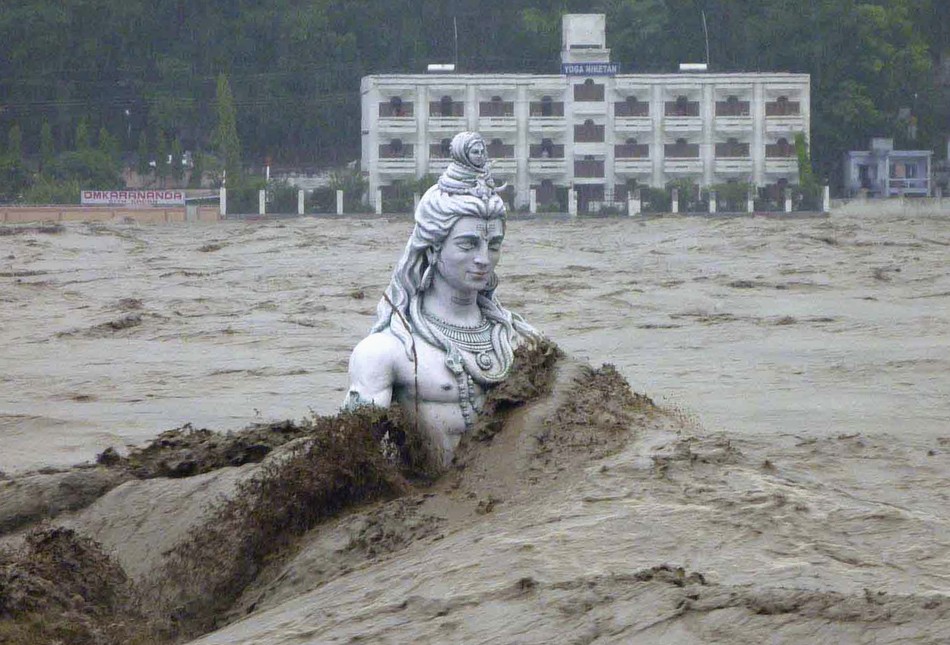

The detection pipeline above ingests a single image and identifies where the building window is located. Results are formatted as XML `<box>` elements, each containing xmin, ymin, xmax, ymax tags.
<box><xmin>440</xmin><ymin>95</ymin><xmax>453</xmax><ymax>117</ymax></box>
<box><xmin>766</xmin><ymin>137</ymin><xmax>794</xmax><ymax>158</ymax></box>
<box><xmin>574</xmin><ymin>79</ymin><xmax>605</xmax><ymax>102</ymax></box>
<box><xmin>715</xmin><ymin>137</ymin><xmax>750</xmax><ymax>157</ymax></box>
<box><xmin>574</xmin><ymin>119</ymin><xmax>604</xmax><ymax>143</ymax></box>
<box><xmin>429</xmin><ymin>138</ymin><xmax>452</xmax><ymax>159</ymax></box>
<box><xmin>615</xmin><ymin>138</ymin><xmax>649</xmax><ymax>159</ymax></box>
<box><xmin>530</xmin><ymin>96</ymin><xmax>564</xmax><ymax>117</ymax></box>
<box><xmin>665</xmin><ymin>95</ymin><xmax>699</xmax><ymax>117</ymax></box>
<box><xmin>616</xmin><ymin>95</ymin><xmax>648</xmax><ymax>117</ymax></box>
<box><xmin>487</xmin><ymin>138</ymin><xmax>514</xmax><ymax>158</ymax></box>
<box><xmin>381</xmin><ymin>138</ymin><xmax>413</xmax><ymax>158</ymax></box>
<box><xmin>530</xmin><ymin>139</ymin><xmax>563</xmax><ymax>159</ymax></box>
<box><xmin>380</xmin><ymin>96</ymin><xmax>413</xmax><ymax>118</ymax></box>
<box><xmin>715</xmin><ymin>95</ymin><xmax>750</xmax><ymax>117</ymax></box>
<box><xmin>766</xmin><ymin>95</ymin><xmax>800</xmax><ymax>116</ymax></box>
<box><xmin>665</xmin><ymin>138</ymin><xmax>700</xmax><ymax>158</ymax></box>
<box><xmin>479</xmin><ymin>96</ymin><xmax>514</xmax><ymax>117</ymax></box>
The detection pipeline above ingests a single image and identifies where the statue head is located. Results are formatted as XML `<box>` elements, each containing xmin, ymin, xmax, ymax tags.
<box><xmin>453</xmin><ymin>131</ymin><xmax>487</xmax><ymax>169</ymax></box>
<box><xmin>371</xmin><ymin>132</ymin><xmax>535</xmax><ymax>358</ymax></box>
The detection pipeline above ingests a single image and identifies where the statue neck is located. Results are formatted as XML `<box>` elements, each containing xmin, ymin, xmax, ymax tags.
<box><xmin>422</xmin><ymin>277</ymin><xmax>483</xmax><ymax>327</ymax></box>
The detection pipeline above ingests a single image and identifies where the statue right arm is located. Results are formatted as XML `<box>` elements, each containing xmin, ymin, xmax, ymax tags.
<box><xmin>343</xmin><ymin>332</ymin><xmax>399</xmax><ymax>411</ymax></box>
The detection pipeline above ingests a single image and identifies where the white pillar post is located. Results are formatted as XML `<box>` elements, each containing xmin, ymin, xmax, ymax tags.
<box><xmin>568</xmin><ymin>188</ymin><xmax>577</xmax><ymax>216</ymax></box>
<box><xmin>822</xmin><ymin>185</ymin><xmax>830</xmax><ymax>213</ymax></box>
<box><xmin>671</xmin><ymin>188</ymin><xmax>679</xmax><ymax>214</ymax></box>
<box><xmin>298</xmin><ymin>190</ymin><xmax>305</xmax><ymax>215</ymax></box>
<box><xmin>709</xmin><ymin>190</ymin><xmax>717</xmax><ymax>214</ymax></box>
<box><xmin>413</xmin><ymin>193</ymin><xmax>420</xmax><ymax>212</ymax></box>
<box><xmin>747</xmin><ymin>188</ymin><xmax>755</xmax><ymax>213</ymax></box>
<box><xmin>375</xmin><ymin>188</ymin><xmax>382</xmax><ymax>215</ymax></box>
<box><xmin>219</xmin><ymin>187</ymin><xmax>227</xmax><ymax>216</ymax></box>
<box><xmin>784</xmin><ymin>191</ymin><xmax>792</xmax><ymax>213</ymax></box>
<box><xmin>336</xmin><ymin>190</ymin><xmax>344</xmax><ymax>215</ymax></box>
<box><xmin>629</xmin><ymin>188</ymin><xmax>641</xmax><ymax>216</ymax></box>
<box><xmin>529</xmin><ymin>188</ymin><xmax>537</xmax><ymax>214</ymax></box>
<box><xmin>258</xmin><ymin>189</ymin><xmax>266</xmax><ymax>216</ymax></box>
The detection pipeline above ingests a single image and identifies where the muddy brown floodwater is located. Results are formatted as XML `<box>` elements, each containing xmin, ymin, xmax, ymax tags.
<box><xmin>1</xmin><ymin>210</ymin><xmax>949</xmax><ymax>643</ymax></box>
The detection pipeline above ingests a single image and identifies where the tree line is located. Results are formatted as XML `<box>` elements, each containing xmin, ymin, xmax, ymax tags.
<box><xmin>0</xmin><ymin>0</ymin><xmax>947</xmax><ymax>200</ymax></box>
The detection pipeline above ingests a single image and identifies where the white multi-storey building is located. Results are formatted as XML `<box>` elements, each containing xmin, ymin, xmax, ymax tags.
<box><xmin>361</xmin><ymin>14</ymin><xmax>810</xmax><ymax>211</ymax></box>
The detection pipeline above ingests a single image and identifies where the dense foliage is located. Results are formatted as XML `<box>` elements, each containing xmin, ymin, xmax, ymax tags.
<box><xmin>0</xmin><ymin>0</ymin><xmax>946</xmax><ymax>193</ymax></box>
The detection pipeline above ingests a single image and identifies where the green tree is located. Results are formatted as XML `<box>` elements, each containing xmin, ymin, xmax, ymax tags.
<box><xmin>8</xmin><ymin>124</ymin><xmax>22</xmax><ymax>162</ymax></box>
<box><xmin>189</xmin><ymin>149</ymin><xmax>204</xmax><ymax>188</ymax></box>
<box><xmin>170</xmin><ymin>137</ymin><xmax>184</xmax><ymax>183</ymax></box>
<box><xmin>212</xmin><ymin>74</ymin><xmax>242</xmax><ymax>186</ymax></box>
<box><xmin>137</xmin><ymin>131</ymin><xmax>150</xmax><ymax>177</ymax></box>
<box><xmin>98</xmin><ymin>126</ymin><xmax>120</xmax><ymax>166</ymax></box>
<box><xmin>75</xmin><ymin>119</ymin><xmax>91</xmax><ymax>151</ymax></box>
<box><xmin>40</xmin><ymin>123</ymin><xmax>55</xmax><ymax>170</ymax></box>
<box><xmin>156</xmin><ymin>133</ymin><xmax>169</xmax><ymax>187</ymax></box>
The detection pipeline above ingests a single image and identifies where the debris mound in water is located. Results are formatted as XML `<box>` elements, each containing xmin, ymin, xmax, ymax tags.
<box><xmin>100</xmin><ymin>419</ymin><xmax>316</xmax><ymax>479</ymax></box>
<box><xmin>0</xmin><ymin>527</ymin><xmax>147</xmax><ymax>644</ymax></box>
<box><xmin>142</xmin><ymin>405</ymin><xmax>414</xmax><ymax>639</ymax></box>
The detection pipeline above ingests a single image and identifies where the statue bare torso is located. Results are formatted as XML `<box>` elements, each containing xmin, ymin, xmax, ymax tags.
<box><xmin>347</xmin><ymin>328</ymin><xmax>494</xmax><ymax>461</ymax></box>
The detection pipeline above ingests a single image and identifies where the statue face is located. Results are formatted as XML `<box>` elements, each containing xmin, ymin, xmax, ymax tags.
<box><xmin>466</xmin><ymin>140</ymin><xmax>487</xmax><ymax>168</ymax></box>
<box><xmin>435</xmin><ymin>216</ymin><xmax>504</xmax><ymax>293</ymax></box>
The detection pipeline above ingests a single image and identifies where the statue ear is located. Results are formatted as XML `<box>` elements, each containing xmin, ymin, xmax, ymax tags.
<box><xmin>421</xmin><ymin>247</ymin><xmax>439</xmax><ymax>291</ymax></box>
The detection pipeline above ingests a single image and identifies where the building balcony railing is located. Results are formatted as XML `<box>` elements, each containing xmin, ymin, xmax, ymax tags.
<box><xmin>377</xmin><ymin>117</ymin><xmax>418</xmax><ymax>134</ymax></box>
<box><xmin>664</xmin><ymin>159</ymin><xmax>703</xmax><ymax>174</ymax></box>
<box><xmin>528</xmin><ymin>117</ymin><xmax>566</xmax><ymax>133</ymax></box>
<box><xmin>528</xmin><ymin>158</ymin><xmax>567</xmax><ymax>175</ymax></box>
<box><xmin>614</xmin><ymin>159</ymin><xmax>652</xmax><ymax>175</ymax></box>
<box><xmin>886</xmin><ymin>178</ymin><xmax>930</xmax><ymax>195</ymax></box>
<box><xmin>491</xmin><ymin>159</ymin><xmax>517</xmax><ymax>176</ymax></box>
<box><xmin>574</xmin><ymin>159</ymin><xmax>605</xmax><ymax>178</ymax></box>
<box><xmin>764</xmin><ymin>159</ymin><xmax>798</xmax><ymax>175</ymax></box>
<box><xmin>573</xmin><ymin>100</ymin><xmax>607</xmax><ymax>115</ymax></box>
<box><xmin>715</xmin><ymin>116</ymin><xmax>753</xmax><ymax>133</ymax></box>
<box><xmin>663</xmin><ymin>116</ymin><xmax>703</xmax><ymax>132</ymax></box>
<box><xmin>614</xmin><ymin>116</ymin><xmax>653</xmax><ymax>133</ymax></box>
<box><xmin>428</xmin><ymin>116</ymin><xmax>468</xmax><ymax>132</ymax></box>
<box><xmin>765</xmin><ymin>116</ymin><xmax>805</xmax><ymax>134</ymax></box>
<box><xmin>714</xmin><ymin>159</ymin><xmax>753</xmax><ymax>175</ymax></box>
<box><xmin>377</xmin><ymin>158</ymin><xmax>416</xmax><ymax>175</ymax></box>
<box><xmin>478</xmin><ymin>116</ymin><xmax>517</xmax><ymax>132</ymax></box>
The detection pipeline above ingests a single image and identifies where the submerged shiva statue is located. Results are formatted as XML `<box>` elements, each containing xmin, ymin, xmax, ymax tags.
<box><xmin>345</xmin><ymin>131</ymin><xmax>540</xmax><ymax>466</ymax></box>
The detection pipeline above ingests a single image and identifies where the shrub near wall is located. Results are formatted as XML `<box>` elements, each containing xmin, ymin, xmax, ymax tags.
<box><xmin>712</xmin><ymin>182</ymin><xmax>753</xmax><ymax>213</ymax></box>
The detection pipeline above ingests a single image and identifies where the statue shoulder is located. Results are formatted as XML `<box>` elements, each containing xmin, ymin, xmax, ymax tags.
<box><xmin>349</xmin><ymin>331</ymin><xmax>404</xmax><ymax>371</ymax></box>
